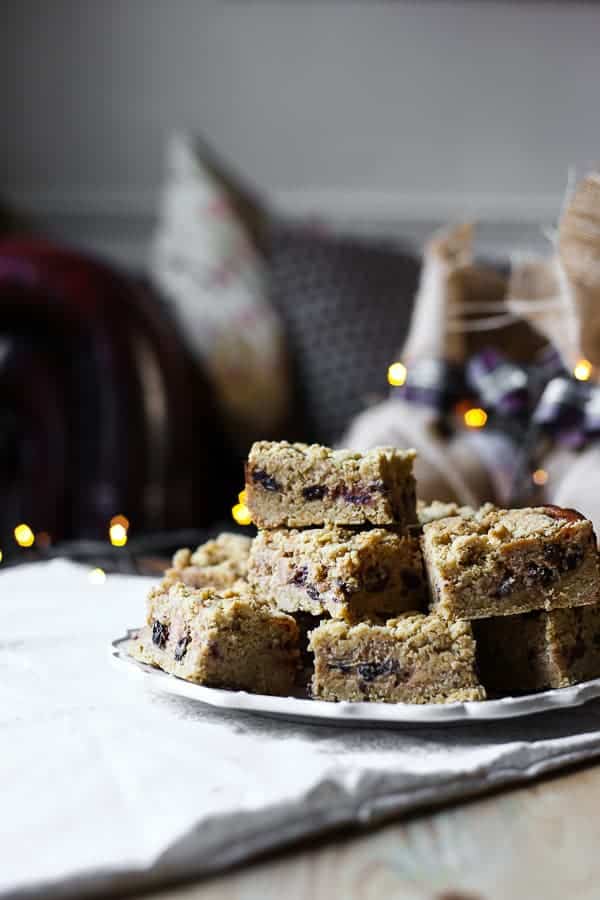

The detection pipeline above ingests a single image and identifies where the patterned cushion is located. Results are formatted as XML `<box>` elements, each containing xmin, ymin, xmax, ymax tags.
<box><xmin>268</xmin><ymin>220</ymin><xmax>420</xmax><ymax>445</ymax></box>
<box><xmin>151</xmin><ymin>134</ymin><xmax>291</xmax><ymax>449</ymax></box>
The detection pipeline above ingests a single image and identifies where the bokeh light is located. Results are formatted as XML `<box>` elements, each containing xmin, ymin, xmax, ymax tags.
<box><xmin>232</xmin><ymin>502</ymin><xmax>252</xmax><ymax>526</ymax></box>
<box><xmin>14</xmin><ymin>523</ymin><xmax>35</xmax><ymax>547</ymax></box>
<box><xmin>109</xmin><ymin>523</ymin><xmax>128</xmax><ymax>547</ymax></box>
<box><xmin>463</xmin><ymin>407</ymin><xmax>488</xmax><ymax>429</ymax></box>
<box><xmin>387</xmin><ymin>362</ymin><xmax>408</xmax><ymax>387</ymax></box>
<box><xmin>573</xmin><ymin>359</ymin><xmax>592</xmax><ymax>381</ymax></box>
<box><xmin>532</xmin><ymin>468</ymin><xmax>549</xmax><ymax>486</ymax></box>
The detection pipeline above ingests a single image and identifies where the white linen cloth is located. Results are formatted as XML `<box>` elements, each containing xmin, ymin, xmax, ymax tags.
<box><xmin>4</xmin><ymin>559</ymin><xmax>600</xmax><ymax>899</ymax></box>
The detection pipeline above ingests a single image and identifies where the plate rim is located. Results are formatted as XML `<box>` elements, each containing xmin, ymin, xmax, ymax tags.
<box><xmin>110</xmin><ymin>631</ymin><xmax>600</xmax><ymax>726</ymax></box>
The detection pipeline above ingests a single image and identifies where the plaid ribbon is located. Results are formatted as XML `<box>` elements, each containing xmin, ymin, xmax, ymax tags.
<box><xmin>396</xmin><ymin>346</ymin><xmax>600</xmax><ymax>444</ymax></box>
<box><xmin>393</xmin><ymin>346</ymin><xmax>600</xmax><ymax>500</ymax></box>
<box><xmin>533</xmin><ymin>375</ymin><xmax>600</xmax><ymax>449</ymax></box>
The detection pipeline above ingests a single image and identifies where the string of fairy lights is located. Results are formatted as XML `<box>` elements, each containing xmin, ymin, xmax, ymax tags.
<box><xmin>386</xmin><ymin>356</ymin><xmax>595</xmax><ymax>490</ymax></box>
<box><xmin>2</xmin><ymin>514</ymin><xmax>132</xmax><ymax>583</ymax></box>
<box><xmin>230</xmin><ymin>355</ymin><xmax>596</xmax><ymax>525</ymax></box>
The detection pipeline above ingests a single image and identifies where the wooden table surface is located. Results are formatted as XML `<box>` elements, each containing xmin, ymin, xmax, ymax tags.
<box><xmin>141</xmin><ymin>761</ymin><xmax>600</xmax><ymax>900</ymax></box>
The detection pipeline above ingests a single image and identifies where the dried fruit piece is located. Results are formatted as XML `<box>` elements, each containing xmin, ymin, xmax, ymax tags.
<box><xmin>174</xmin><ymin>633</ymin><xmax>190</xmax><ymax>661</ymax></box>
<box><xmin>250</xmin><ymin>468</ymin><xmax>281</xmax><ymax>492</ymax></box>
<box><xmin>302</xmin><ymin>484</ymin><xmax>328</xmax><ymax>501</ymax></box>
<box><xmin>152</xmin><ymin>620</ymin><xmax>169</xmax><ymax>648</ymax></box>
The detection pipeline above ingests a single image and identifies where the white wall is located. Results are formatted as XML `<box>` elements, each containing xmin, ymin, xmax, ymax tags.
<box><xmin>2</xmin><ymin>0</ymin><xmax>600</xmax><ymax>263</ymax></box>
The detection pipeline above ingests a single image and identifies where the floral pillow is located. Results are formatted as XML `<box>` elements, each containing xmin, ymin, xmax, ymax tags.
<box><xmin>151</xmin><ymin>134</ymin><xmax>290</xmax><ymax>449</ymax></box>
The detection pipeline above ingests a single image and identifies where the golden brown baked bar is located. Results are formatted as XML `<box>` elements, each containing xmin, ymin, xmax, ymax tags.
<box><xmin>130</xmin><ymin>583</ymin><xmax>299</xmax><ymax>696</ymax></box>
<box><xmin>248</xmin><ymin>525</ymin><xmax>425</xmax><ymax>622</ymax></box>
<box><xmin>417</xmin><ymin>500</ymin><xmax>496</xmax><ymax>526</ymax></box>
<box><xmin>162</xmin><ymin>533</ymin><xmax>251</xmax><ymax>590</ymax></box>
<box><xmin>245</xmin><ymin>441</ymin><xmax>417</xmax><ymax>528</ymax></box>
<box><xmin>474</xmin><ymin>604</ymin><xmax>600</xmax><ymax>693</ymax></box>
<box><xmin>309</xmin><ymin>613</ymin><xmax>485</xmax><ymax>704</ymax></box>
<box><xmin>422</xmin><ymin>505</ymin><xmax>599</xmax><ymax>620</ymax></box>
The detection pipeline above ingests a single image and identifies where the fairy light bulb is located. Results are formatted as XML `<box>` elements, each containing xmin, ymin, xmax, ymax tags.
<box><xmin>109</xmin><ymin>523</ymin><xmax>128</xmax><ymax>547</ymax></box>
<box><xmin>232</xmin><ymin>503</ymin><xmax>252</xmax><ymax>526</ymax></box>
<box><xmin>463</xmin><ymin>408</ymin><xmax>488</xmax><ymax>429</ymax></box>
<box><xmin>387</xmin><ymin>362</ymin><xmax>408</xmax><ymax>387</ymax></box>
<box><xmin>574</xmin><ymin>359</ymin><xmax>592</xmax><ymax>382</ymax></box>
<box><xmin>231</xmin><ymin>487</ymin><xmax>252</xmax><ymax>525</ymax></box>
<box><xmin>14</xmin><ymin>523</ymin><xmax>35</xmax><ymax>547</ymax></box>
<box><xmin>532</xmin><ymin>469</ymin><xmax>549</xmax><ymax>487</ymax></box>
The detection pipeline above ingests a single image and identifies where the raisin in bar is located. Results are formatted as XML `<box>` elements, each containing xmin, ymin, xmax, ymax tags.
<box><xmin>163</xmin><ymin>533</ymin><xmax>251</xmax><ymax>590</ymax></box>
<box><xmin>422</xmin><ymin>505</ymin><xmax>600</xmax><ymax>620</ymax></box>
<box><xmin>248</xmin><ymin>526</ymin><xmax>425</xmax><ymax>622</ymax></box>
<box><xmin>309</xmin><ymin>613</ymin><xmax>485</xmax><ymax>703</ymax></box>
<box><xmin>130</xmin><ymin>583</ymin><xmax>299</xmax><ymax>696</ymax></box>
<box><xmin>245</xmin><ymin>441</ymin><xmax>417</xmax><ymax>528</ymax></box>
<box><xmin>473</xmin><ymin>604</ymin><xmax>600</xmax><ymax>693</ymax></box>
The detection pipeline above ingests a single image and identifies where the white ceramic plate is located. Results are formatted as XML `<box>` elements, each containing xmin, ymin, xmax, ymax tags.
<box><xmin>111</xmin><ymin>631</ymin><xmax>600</xmax><ymax>727</ymax></box>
